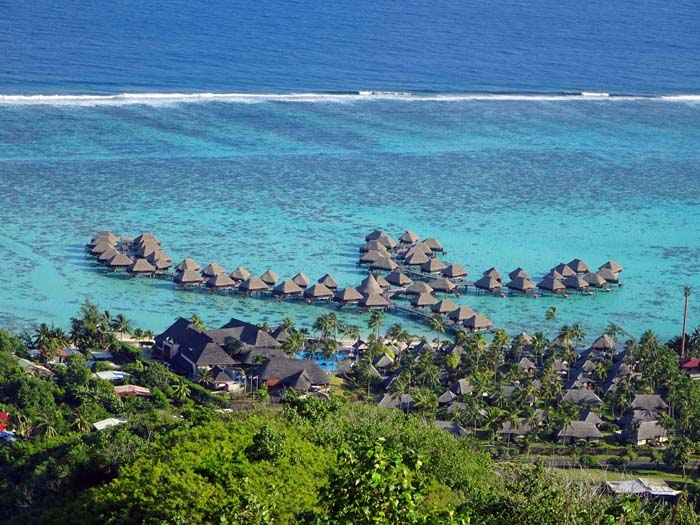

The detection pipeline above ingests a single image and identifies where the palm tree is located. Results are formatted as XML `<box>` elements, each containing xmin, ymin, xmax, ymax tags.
<box><xmin>34</xmin><ymin>323</ymin><xmax>53</xmax><ymax>351</ymax></box>
<box><xmin>570</xmin><ymin>323</ymin><xmax>585</xmax><ymax>347</ymax></box>
<box><xmin>132</xmin><ymin>328</ymin><xmax>145</xmax><ymax>346</ymax></box>
<box><xmin>320</xmin><ymin>338</ymin><xmax>338</xmax><ymax>364</ymax></box>
<box><xmin>604</xmin><ymin>322</ymin><xmax>626</xmax><ymax>343</ymax></box>
<box><xmin>172</xmin><ymin>380</ymin><xmax>191</xmax><ymax>403</ymax></box>
<box><xmin>313</xmin><ymin>314</ymin><xmax>334</xmax><ymax>340</ymax></box>
<box><xmin>143</xmin><ymin>329</ymin><xmax>155</xmax><ymax>344</ymax></box>
<box><xmin>681</xmin><ymin>287</ymin><xmax>692</xmax><ymax>357</ymax></box>
<box><xmin>430</xmin><ymin>315</ymin><xmax>445</xmax><ymax>348</ymax></box>
<box><xmin>73</xmin><ymin>410</ymin><xmax>92</xmax><ymax>433</ymax></box>
<box><xmin>282</xmin><ymin>330</ymin><xmax>306</xmax><ymax>356</ymax></box>
<box><xmin>368</xmin><ymin>310</ymin><xmax>383</xmax><ymax>339</ymax></box>
<box><xmin>191</xmin><ymin>314</ymin><xmax>205</xmax><ymax>331</ymax></box>
<box><xmin>36</xmin><ymin>411</ymin><xmax>59</xmax><ymax>438</ymax></box>
<box><xmin>387</xmin><ymin>323</ymin><xmax>404</xmax><ymax>342</ymax></box>
<box><xmin>281</xmin><ymin>317</ymin><xmax>295</xmax><ymax>334</ymax></box>
<box><xmin>545</xmin><ymin>306</ymin><xmax>557</xmax><ymax>321</ymax></box>
<box><xmin>13</xmin><ymin>414</ymin><xmax>33</xmax><ymax>439</ymax></box>
<box><xmin>197</xmin><ymin>367</ymin><xmax>214</xmax><ymax>386</ymax></box>
<box><xmin>110</xmin><ymin>313</ymin><xmax>132</xmax><ymax>341</ymax></box>
<box><xmin>412</xmin><ymin>388</ymin><xmax>438</xmax><ymax>421</ymax></box>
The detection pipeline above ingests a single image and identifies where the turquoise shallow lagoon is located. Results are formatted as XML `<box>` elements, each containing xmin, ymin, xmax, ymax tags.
<box><xmin>0</xmin><ymin>98</ymin><xmax>699</xmax><ymax>342</ymax></box>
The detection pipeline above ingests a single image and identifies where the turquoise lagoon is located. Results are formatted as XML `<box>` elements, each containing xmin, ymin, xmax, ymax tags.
<box><xmin>0</xmin><ymin>97</ymin><xmax>699</xmax><ymax>343</ymax></box>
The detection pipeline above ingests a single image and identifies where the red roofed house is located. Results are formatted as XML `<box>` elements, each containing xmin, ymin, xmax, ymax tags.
<box><xmin>680</xmin><ymin>357</ymin><xmax>700</xmax><ymax>380</ymax></box>
<box><xmin>0</xmin><ymin>411</ymin><xmax>9</xmax><ymax>432</ymax></box>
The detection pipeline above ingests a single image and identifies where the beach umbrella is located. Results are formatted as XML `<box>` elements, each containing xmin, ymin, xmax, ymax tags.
<box><xmin>174</xmin><ymin>269</ymin><xmax>204</xmax><ymax>286</ymax></box>
<box><xmin>90</xmin><ymin>241</ymin><xmax>116</xmax><ymax>256</ymax></box>
<box><xmin>399</xmin><ymin>230</ymin><xmax>420</xmax><ymax>245</ymax></box>
<box><xmin>371</xmin><ymin>257</ymin><xmax>399</xmax><ymax>272</ymax></box>
<box><xmin>463</xmin><ymin>313</ymin><xmax>493</xmax><ymax>332</ymax></box>
<box><xmin>273</xmin><ymin>279</ymin><xmax>304</xmax><ymax>297</ymax></box>
<box><xmin>230</xmin><ymin>266</ymin><xmax>251</xmax><ymax>282</ymax></box>
<box><xmin>97</xmin><ymin>247</ymin><xmax>119</xmax><ymax>263</ymax></box>
<box><xmin>431</xmin><ymin>298</ymin><xmax>459</xmax><ymax>315</ymax></box>
<box><xmin>385</xmin><ymin>271</ymin><xmax>412</xmax><ymax>287</ymax></box>
<box><xmin>599</xmin><ymin>260</ymin><xmax>623</xmax><ymax>274</ymax></box>
<box><xmin>442</xmin><ymin>263</ymin><xmax>468</xmax><ymax>279</ymax></box>
<box><xmin>334</xmin><ymin>287</ymin><xmax>363</xmax><ymax>305</ymax></box>
<box><xmin>597</xmin><ymin>268</ymin><xmax>619</xmax><ymax>284</ymax></box>
<box><xmin>357</xmin><ymin>273</ymin><xmax>384</xmax><ymax>296</ymax></box>
<box><xmin>506</xmin><ymin>276</ymin><xmax>536</xmax><ymax>294</ymax></box>
<box><xmin>562</xmin><ymin>275</ymin><xmax>590</xmax><ymax>291</ymax></box>
<box><xmin>430</xmin><ymin>278</ymin><xmax>457</xmax><ymax>293</ymax></box>
<box><xmin>360</xmin><ymin>293</ymin><xmax>391</xmax><ymax>309</ymax></box>
<box><xmin>410</xmin><ymin>292</ymin><xmax>438</xmax><ymax>308</ymax></box>
<box><xmin>583</xmin><ymin>272</ymin><xmax>607</xmax><ymax>288</ymax></box>
<box><xmin>127</xmin><ymin>258</ymin><xmax>155</xmax><ymax>276</ymax></box>
<box><xmin>551</xmin><ymin>263</ymin><xmax>576</xmax><ymax>278</ymax></box>
<box><xmin>537</xmin><ymin>275</ymin><xmax>566</xmax><ymax>293</ymax></box>
<box><xmin>239</xmin><ymin>276</ymin><xmax>269</xmax><ymax>294</ymax></box>
<box><xmin>422</xmin><ymin>237</ymin><xmax>444</xmax><ymax>252</ymax></box>
<box><xmin>474</xmin><ymin>275</ymin><xmax>502</xmax><ymax>293</ymax></box>
<box><xmin>303</xmin><ymin>283</ymin><xmax>334</xmax><ymax>301</ymax></box>
<box><xmin>260</xmin><ymin>269</ymin><xmax>280</xmax><ymax>287</ymax></box>
<box><xmin>292</xmin><ymin>272</ymin><xmax>311</xmax><ymax>288</ymax></box>
<box><xmin>317</xmin><ymin>274</ymin><xmax>338</xmax><ymax>290</ymax></box>
<box><xmin>421</xmin><ymin>258</ymin><xmax>447</xmax><ymax>274</ymax></box>
<box><xmin>176</xmin><ymin>258</ymin><xmax>200</xmax><ymax>272</ymax></box>
<box><xmin>205</xmin><ymin>273</ymin><xmax>237</xmax><ymax>291</ymax></box>
<box><xmin>449</xmin><ymin>306</ymin><xmax>476</xmax><ymax>323</ymax></box>
<box><xmin>482</xmin><ymin>267</ymin><xmax>502</xmax><ymax>282</ymax></box>
<box><xmin>202</xmin><ymin>262</ymin><xmax>226</xmax><ymax>278</ymax></box>
<box><xmin>405</xmin><ymin>281</ymin><xmax>434</xmax><ymax>295</ymax></box>
<box><xmin>567</xmin><ymin>258</ymin><xmax>590</xmax><ymax>274</ymax></box>
<box><xmin>404</xmin><ymin>251</ymin><xmax>430</xmax><ymax>266</ymax></box>
<box><xmin>508</xmin><ymin>267</ymin><xmax>531</xmax><ymax>280</ymax></box>
<box><xmin>107</xmin><ymin>253</ymin><xmax>133</xmax><ymax>270</ymax></box>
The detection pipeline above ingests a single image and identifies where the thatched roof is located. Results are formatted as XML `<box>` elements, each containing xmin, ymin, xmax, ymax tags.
<box><xmin>506</xmin><ymin>276</ymin><xmax>536</xmax><ymax>293</ymax></box>
<box><xmin>599</xmin><ymin>260</ymin><xmax>623</xmax><ymax>273</ymax></box>
<box><xmin>136</xmin><ymin>242</ymin><xmax>160</xmax><ymax>259</ymax></box>
<box><xmin>580</xmin><ymin>410</ymin><xmax>605</xmax><ymax>426</ymax></box>
<box><xmin>583</xmin><ymin>272</ymin><xmax>607</xmax><ymax>288</ymax></box>
<box><xmin>404</xmin><ymin>251</ymin><xmax>430</xmax><ymax>266</ymax></box>
<box><xmin>174</xmin><ymin>269</ymin><xmax>204</xmax><ymax>285</ymax></box>
<box><xmin>430</xmin><ymin>277</ymin><xmax>457</xmax><ymax>293</ymax></box>
<box><xmin>433</xmin><ymin>421</ymin><xmax>469</xmax><ymax>437</ymax></box>
<box><xmin>562</xmin><ymin>275</ymin><xmax>589</xmax><ymax>291</ymax></box>
<box><xmin>127</xmin><ymin>258</ymin><xmax>155</xmax><ymax>274</ymax></box>
<box><xmin>568</xmin><ymin>258</ymin><xmax>590</xmax><ymax>274</ymax></box>
<box><xmin>176</xmin><ymin>258</ymin><xmax>200</xmax><ymax>272</ymax></box>
<box><xmin>562</xmin><ymin>388</ymin><xmax>603</xmax><ymax>406</ymax></box>
<box><xmin>405</xmin><ymin>281</ymin><xmax>433</xmax><ymax>295</ymax></box>
<box><xmin>386</xmin><ymin>271</ymin><xmax>412</xmax><ymax>287</ymax></box>
<box><xmin>537</xmin><ymin>275</ymin><xmax>566</xmax><ymax>292</ymax></box>
<box><xmin>361</xmin><ymin>293</ymin><xmax>391</xmax><ymax>308</ymax></box>
<box><xmin>360</xmin><ymin>249</ymin><xmax>389</xmax><ymax>264</ymax></box>
<box><xmin>508</xmin><ymin>267</ymin><xmax>531</xmax><ymax>280</ymax></box>
<box><xmin>463</xmin><ymin>313</ymin><xmax>493</xmax><ymax>331</ymax></box>
<box><xmin>474</xmin><ymin>275</ymin><xmax>502</xmax><ymax>292</ymax></box>
<box><xmin>365</xmin><ymin>229</ymin><xmax>385</xmax><ymax>241</ymax></box>
<box><xmin>260</xmin><ymin>269</ymin><xmax>280</xmax><ymax>286</ymax></box>
<box><xmin>442</xmin><ymin>263</ymin><xmax>468</xmax><ymax>279</ymax></box>
<box><xmin>422</xmin><ymin>237</ymin><xmax>443</xmax><ymax>252</ymax></box>
<box><xmin>292</xmin><ymin>272</ymin><xmax>310</xmax><ymax>288</ymax></box>
<box><xmin>546</xmin><ymin>269</ymin><xmax>564</xmax><ymax>280</ymax></box>
<box><xmin>375</xmin><ymin>274</ymin><xmax>390</xmax><ymax>288</ymax></box>
<box><xmin>410</xmin><ymin>292</ymin><xmax>438</xmax><ymax>307</ymax></box>
<box><xmin>371</xmin><ymin>257</ymin><xmax>399</xmax><ymax>272</ymax></box>
<box><xmin>149</xmin><ymin>254</ymin><xmax>172</xmax><ymax>270</ymax></box>
<box><xmin>357</xmin><ymin>274</ymin><xmax>384</xmax><ymax>296</ymax></box>
<box><xmin>334</xmin><ymin>287</ymin><xmax>363</xmax><ymax>303</ymax></box>
<box><xmin>597</xmin><ymin>268</ymin><xmax>619</xmax><ymax>283</ymax></box>
<box><xmin>230</xmin><ymin>266</ymin><xmax>251</xmax><ymax>281</ymax></box>
<box><xmin>91</xmin><ymin>231</ymin><xmax>117</xmax><ymax>245</ymax></box>
<box><xmin>483</xmin><ymin>267</ymin><xmax>502</xmax><ymax>281</ymax></box>
<box><xmin>206</xmin><ymin>273</ymin><xmax>237</xmax><ymax>289</ymax></box>
<box><xmin>202</xmin><ymin>262</ymin><xmax>226</xmax><ymax>278</ymax></box>
<box><xmin>90</xmin><ymin>241</ymin><xmax>116</xmax><ymax>255</ymax></box>
<box><xmin>631</xmin><ymin>394</ymin><xmax>668</xmax><ymax>412</ymax></box>
<box><xmin>304</xmin><ymin>283</ymin><xmax>334</xmax><ymax>300</ymax></box>
<box><xmin>360</xmin><ymin>239</ymin><xmax>386</xmax><ymax>253</ymax></box>
<box><xmin>273</xmin><ymin>279</ymin><xmax>304</xmax><ymax>296</ymax></box>
<box><xmin>108</xmin><ymin>253</ymin><xmax>133</xmax><ymax>268</ymax></box>
<box><xmin>431</xmin><ymin>299</ymin><xmax>459</xmax><ymax>314</ymax></box>
<box><xmin>317</xmin><ymin>274</ymin><xmax>338</xmax><ymax>289</ymax></box>
<box><xmin>133</xmin><ymin>232</ymin><xmax>159</xmax><ymax>246</ymax></box>
<box><xmin>421</xmin><ymin>258</ymin><xmax>447</xmax><ymax>273</ymax></box>
<box><xmin>97</xmin><ymin>247</ymin><xmax>119</xmax><ymax>262</ymax></box>
<box><xmin>448</xmin><ymin>306</ymin><xmax>476</xmax><ymax>322</ymax></box>
<box><xmin>400</xmin><ymin>230</ymin><xmax>420</xmax><ymax>244</ymax></box>
<box><xmin>239</xmin><ymin>276</ymin><xmax>269</xmax><ymax>292</ymax></box>
<box><xmin>552</xmin><ymin>263</ymin><xmax>576</xmax><ymax>278</ymax></box>
<box><xmin>624</xmin><ymin>421</ymin><xmax>667</xmax><ymax>443</ymax></box>
<box><xmin>258</xmin><ymin>357</ymin><xmax>330</xmax><ymax>386</ymax></box>
<box><xmin>558</xmin><ymin>421</ymin><xmax>603</xmax><ymax>439</ymax></box>
<box><xmin>406</xmin><ymin>242</ymin><xmax>433</xmax><ymax>256</ymax></box>
<box><xmin>499</xmin><ymin>418</ymin><xmax>532</xmax><ymax>436</ymax></box>
<box><xmin>591</xmin><ymin>334</ymin><xmax>615</xmax><ymax>351</ymax></box>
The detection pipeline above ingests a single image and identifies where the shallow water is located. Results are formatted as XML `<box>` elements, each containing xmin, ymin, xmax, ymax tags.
<box><xmin>0</xmin><ymin>98</ymin><xmax>698</xmax><ymax>342</ymax></box>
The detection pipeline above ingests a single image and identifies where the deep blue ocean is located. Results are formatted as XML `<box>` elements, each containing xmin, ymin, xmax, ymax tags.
<box><xmin>0</xmin><ymin>1</ymin><xmax>699</xmax><ymax>343</ymax></box>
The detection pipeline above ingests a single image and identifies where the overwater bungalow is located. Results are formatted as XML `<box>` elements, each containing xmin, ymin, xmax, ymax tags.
<box><xmin>147</xmin><ymin>251</ymin><xmax>172</xmax><ymax>271</ymax></box>
<box><xmin>107</xmin><ymin>253</ymin><xmax>132</xmax><ymax>271</ymax></box>
<box><xmin>133</xmin><ymin>232</ymin><xmax>160</xmax><ymax>246</ymax></box>
<box><xmin>597</xmin><ymin>268</ymin><xmax>620</xmax><ymax>284</ymax></box>
<box><xmin>334</xmin><ymin>287</ymin><xmax>363</xmax><ymax>306</ymax></box>
<box><xmin>365</xmin><ymin>230</ymin><xmax>397</xmax><ymax>249</ymax></box>
<box><xmin>357</xmin><ymin>274</ymin><xmax>384</xmax><ymax>296</ymax></box>
<box><xmin>273</xmin><ymin>279</ymin><xmax>304</xmax><ymax>299</ymax></box>
<box><xmin>292</xmin><ymin>272</ymin><xmax>310</xmax><ymax>288</ymax></box>
<box><xmin>371</xmin><ymin>257</ymin><xmax>399</xmax><ymax>272</ymax></box>
<box><xmin>206</xmin><ymin>273</ymin><xmax>237</xmax><ymax>292</ymax></box>
<box><xmin>448</xmin><ymin>306</ymin><xmax>476</xmax><ymax>323</ymax></box>
<box><xmin>562</xmin><ymin>275</ymin><xmax>590</xmax><ymax>292</ymax></box>
<box><xmin>583</xmin><ymin>272</ymin><xmax>608</xmax><ymax>289</ymax></box>
<box><xmin>135</xmin><ymin>242</ymin><xmax>160</xmax><ymax>259</ymax></box>
<box><xmin>174</xmin><ymin>269</ymin><xmax>205</xmax><ymax>287</ymax></box>
<box><xmin>421</xmin><ymin>258</ymin><xmax>447</xmax><ymax>274</ymax></box>
<box><xmin>359</xmin><ymin>249</ymin><xmax>388</xmax><ymax>265</ymax></box>
<box><xmin>405</xmin><ymin>281</ymin><xmax>434</xmax><ymax>295</ymax></box>
<box><xmin>91</xmin><ymin>231</ymin><xmax>118</xmax><ymax>245</ymax></box>
<box><xmin>260</xmin><ymin>269</ymin><xmax>280</xmax><ymax>288</ymax></box>
<box><xmin>176</xmin><ymin>258</ymin><xmax>200</xmax><ymax>273</ymax></box>
<box><xmin>551</xmin><ymin>263</ymin><xmax>576</xmax><ymax>278</ymax></box>
<box><xmin>303</xmin><ymin>283</ymin><xmax>334</xmax><ymax>302</ymax></box>
<box><xmin>385</xmin><ymin>271</ymin><xmax>412</xmax><ymax>287</ymax></box>
<box><xmin>600</xmin><ymin>260</ymin><xmax>623</xmax><ymax>274</ymax></box>
<box><xmin>97</xmin><ymin>247</ymin><xmax>119</xmax><ymax>263</ymax></box>
<box><xmin>463</xmin><ymin>313</ymin><xmax>493</xmax><ymax>332</ymax></box>
<box><xmin>482</xmin><ymin>267</ymin><xmax>502</xmax><ymax>282</ymax></box>
<box><xmin>508</xmin><ymin>267</ymin><xmax>531</xmax><ymax>280</ymax></box>
<box><xmin>127</xmin><ymin>258</ymin><xmax>156</xmax><ymax>277</ymax></box>
<box><xmin>410</xmin><ymin>292</ymin><xmax>438</xmax><ymax>308</ymax></box>
<box><xmin>360</xmin><ymin>293</ymin><xmax>391</xmax><ymax>310</ymax></box>
<box><xmin>537</xmin><ymin>275</ymin><xmax>566</xmax><ymax>294</ymax></box>
<box><xmin>239</xmin><ymin>276</ymin><xmax>269</xmax><ymax>295</ymax></box>
<box><xmin>422</xmin><ymin>237</ymin><xmax>444</xmax><ymax>253</ymax></box>
<box><xmin>506</xmin><ymin>276</ymin><xmax>536</xmax><ymax>295</ymax></box>
<box><xmin>545</xmin><ymin>269</ymin><xmax>564</xmax><ymax>280</ymax></box>
<box><xmin>430</xmin><ymin>278</ymin><xmax>457</xmax><ymax>293</ymax></box>
<box><xmin>317</xmin><ymin>274</ymin><xmax>338</xmax><ymax>290</ymax></box>
<box><xmin>90</xmin><ymin>241</ymin><xmax>116</xmax><ymax>256</ymax></box>
<box><xmin>431</xmin><ymin>298</ymin><xmax>459</xmax><ymax>315</ymax></box>
<box><xmin>474</xmin><ymin>275</ymin><xmax>502</xmax><ymax>294</ymax></box>
<box><xmin>410</xmin><ymin>242</ymin><xmax>433</xmax><ymax>256</ymax></box>
<box><xmin>230</xmin><ymin>266</ymin><xmax>251</xmax><ymax>283</ymax></box>
<box><xmin>404</xmin><ymin>251</ymin><xmax>430</xmax><ymax>266</ymax></box>
<box><xmin>359</xmin><ymin>239</ymin><xmax>386</xmax><ymax>253</ymax></box>
<box><xmin>202</xmin><ymin>262</ymin><xmax>226</xmax><ymax>278</ymax></box>
<box><xmin>442</xmin><ymin>263</ymin><xmax>468</xmax><ymax>279</ymax></box>
<box><xmin>399</xmin><ymin>230</ymin><xmax>420</xmax><ymax>245</ymax></box>
<box><xmin>568</xmin><ymin>258</ymin><xmax>590</xmax><ymax>274</ymax></box>
<box><xmin>375</xmin><ymin>274</ymin><xmax>390</xmax><ymax>289</ymax></box>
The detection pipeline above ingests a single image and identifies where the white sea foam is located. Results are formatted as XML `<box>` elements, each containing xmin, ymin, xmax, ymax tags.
<box><xmin>0</xmin><ymin>91</ymin><xmax>698</xmax><ymax>106</ymax></box>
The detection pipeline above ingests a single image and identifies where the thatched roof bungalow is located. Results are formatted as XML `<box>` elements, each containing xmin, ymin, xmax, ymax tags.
<box><xmin>442</xmin><ymin>263</ymin><xmax>468</xmax><ymax>279</ymax></box>
<box><xmin>260</xmin><ymin>269</ymin><xmax>280</xmax><ymax>287</ymax></box>
<box><xmin>600</xmin><ymin>260</ymin><xmax>623</xmax><ymax>274</ymax></box>
<box><xmin>583</xmin><ymin>272</ymin><xmax>607</xmax><ymax>288</ymax></box>
<box><xmin>317</xmin><ymin>274</ymin><xmax>338</xmax><ymax>290</ymax></box>
<box><xmin>357</xmin><ymin>274</ymin><xmax>384</xmax><ymax>296</ymax></box>
<box><xmin>399</xmin><ymin>230</ymin><xmax>420</xmax><ymax>245</ymax></box>
<box><xmin>537</xmin><ymin>275</ymin><xmax>566</xmax><ymax>294</ymax></box>
<box><xmin>385</xmin><ymin>271</ymin><xmax>412</xmax><ymax>287</ymax></box>
<box><xmin>108</xmin><ymin>253</ymin><xmax>133</xmax><ymax>270</ymax></box>
<box><xmin>463</xmin><ymin>313</ymin><xmax>493</xmax><ymax>332</ymax></box>
<box><xmin>273</xmin><ymin>280</ymin><xmax>304</xmax><ymax>298</ymax></box>
<box><xmin>127</xmin><ymin>258</ymin><xmax>156</xmax><ymax>276</ymax></box>
<box><xmin>448</xmin><ymin>306</ymin><xmax>476</xmax><ymax>323</ymax></box>
<box><xmin>422</xmin><ymin>237</ymin><xmax>444</xmax><ymax>253</ymax></box>
<box><xmin>410</xmin><ymin>292</ymin><xmax>438</xmax><ymax>308</ymax></box>
<box><xmin>371</xmin><ymin>257</ymin><xmax>399</xmax><ymax>272</ymax></box>
<box><xmin>404</xmin><ymin>251</ymin><xmax>430</xmax><ymax>266</ymax></box>
<box><xmin>568</xmin><ymin>258</ymin><xmax>590</xmax><ymax>274</ymax></box>
<box><xmin>405</xmin><ymin>281</ymin><xmax>433</xmax><ymax>295</ymax></box>
<box><xmin>421</xmin><ymin>258</ymin><xmax>447</xmax><ymax>274</ymax></box>
<box><xmin>431</xmin><ymin>299</ymin><xmax>459</xmax><ymax>315</ymax></box>
<box><xmin>292</xmin><ymin>272</ymin><xmax>310</xmax><ymax>288</ymax></box>
<box><xmin>176</xmin><ymin>258</ymin><xmax>200</xmax><ymax>272</ymax></box>
<box><xmin>558</xmin><ymin>421</ymin><xmax>603</xmax><ymax>444</ymax></box>
<box><xmin>206</xmin><ymin>273</ymin><xmax>237</xmax><ymax>292</ymax></box>
<box><xmin>174</xmin><ymin>269</ymin><xmax>204</xmax><ymax>287</ymax></box>
<box><xmin>506</xmin><ymin>276</ymin><xmax>536</xmax><ymax>294</ymax></box>
<box><xmin>360</xmin><ymin>293</ymin><xmax>391</xmax><ymax>310</ymax></box>
<box><xmin>202</xmin><ymin>262</ymin><xmax>226</xmax><ymax>278</ymax></box>
<box><xmin>474</xmin><ymin>275</ymin><xmax>502</xmax><ymax>294</ymax></box>
<box><xmin>239</xmin><ymin>276</ymin><xmax>269</xmax><ymax>295</ymax></box>
<box><xmin>552</xmin><ymin>263</ymin><xmax>576</xmax><ymax>278</ymax></box>
<box><xmin>334</xmin><ymin>287</ymin><xmax>363</xmax><ymax>306</ymax></box>
<box><xmin>230</xmin><ymin>266</ymin><xmax>251</xmax><ymax>283</ymax></box>
<box><xmin>303</xmin><ymin>283</ymin><xmax>334</xmax><ymax>302</ymax></box>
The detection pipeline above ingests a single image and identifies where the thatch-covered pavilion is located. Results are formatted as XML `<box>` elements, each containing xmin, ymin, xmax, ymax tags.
<box><xmin>583</xmin><ymin>272</ymin><xmax>607</xmax><ymax>288</ymax></box>
<box><xmin>205</xmin><ymin>273</ymin><xmax>237</xmax><ymax>292</ymax></box>
<box><xmin>506</xmin><ymin>276</ymin><xmax>536</xmax><ymax>294</ymax></box>
<box><xmin>273</xmin><ymin>279</ymin><xmax>304</xmax><ymax>298</ymax></box>
<box><xmin>551</xmin><ymin>263</ymin><xmax>576</xmax><ymax>278</ymax></box>
<box><xmin>174</xmin><ymin>269</ymin><xmax>204</xmax><ymax>287</ymax></box>
<box><xmin>422</xmin><ymin>237</ymin><xmax>444</xmax><ymax>253</ymax></box>
<box><xmin>421</xmin><ymin>258</ymin><xmax>447</xmax><ymax>274</ymax></box>
<box><xmin>410</xmin><ymin>292</ymin><xmax>438</xmax><ymax>308</ymax></box>
<box><xmin>568</xmin><ymin>258</ymin><xmax>590</xmax><ymax>274</ymax></box>
<box><xmin>442</xmin><ymin>263</ymin><xmax>468</xmax><ymax>279</ymax></box>
<box><xmin>385</xmin><ymin>271</ymin><xmax>412</xmax><ymax>287</ymax></box>
<box><xmin>317</xmin><ymin>274</ymin><xmax>338</xmax><ymax>290</ymax></box>
<box><xmin>463</xmin><ymin>313</ymin><xmax>493</xmax><ymax>332</ymax></box>
<box><xmin>430</xmin><ymin>278</ymin><xmax>457</xmax><ymax>293</ymax></box>
<box><xmin>404</xmin><ymin>251</ymin><xmax>430</xmax><ymax>266</ymax></box>
<box><xmin>357</xmin><ymin>274</ymin><xmax>384</xmax><ymax>296</ymax></box>
<box><xmin>239</xmin><ymin>276</ymin><xmax>269</xmax><ymax>295</ymax></box>
<box><xmin>448</xmin><ymin>306</ymin><xmax>476</xmax><ymax>323</ymax></box>
<box><xmin>230</xmin><ymin>266</ymin><xmax>251</xmax><ymax>283</ymax></box>
<box><xmin>303</xmin><ymin>283</ymin><xmax>334</xmax><ymax>302</ymax></box>
<box><xmin>108</xmin><ymin>253</ymin><xmax>133</xmax><ymax>270</ymax></box>
<box><xmin>260</xmin><ymin>269</ymin><xmax>280</xmax><ymax>287</ymax></box>
<box><xmin>405</xmin><ymin>281</ymin><xmax>434</xmax><ymax>295</ymax></box>
<box><xmin>600</xmin><ymin>260</ymin><xmax>623</xmax><ymax>274</ymax></box>
<box><xmin>202</xmin><ymin>262</ymin><xmax>226</xmax><ymax>278</ymax></box>
<box><xmin>508</xmin><ymin>267</ymin><xmax>531</xmax><ymax>280</ymax></box>
<box><xmin>563</xmin><ymin>275</ymin><xmax>590</xmax><ymax>292</ymax></box>
<box><xmin>371</xmin><ymin>257</ymin><xmax>399</xmax><ymax>272</ymax></box>
<box><xmin>474</xmin><ymin>275</ymin><xmax>502</xmax><ymax>294</ymax></box>
<box><xmin>292</xmin><ymin>272</ymin><xmax>311</xmax><ymax>288</ymax></box>
<box><xmin>399</xmin><ymin>230</ymin><xmax>420</xmax><ymax>245</ymax></box>
<box><xmin>431</xmin><ymin>299</ymin><xmax>459</xmax><ymax>315</ymax></box>
<box><xmin>176</xmin><ymin>258</ymin><xmax>200</xmax><ymax>272</ymax></box>
<box><xmin>360</xmin><ymin>293</ymin><xmax>391</xmax><ymax>310</ymax></box>
<box><xmin>334</xmin><ymin>287</ymin><xmax>363</xmax><ymax>306</ymax></box>
<box><xmin>127</xmin><ymin>258</ymin><xmax>156</xmax><ymax>276</ymax></box>
<box><xmin>537</xmin><ymin>275</ymin><xmax>566</xmax><ymax>294</ymax></box>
